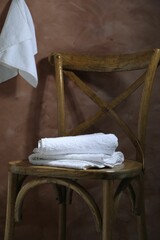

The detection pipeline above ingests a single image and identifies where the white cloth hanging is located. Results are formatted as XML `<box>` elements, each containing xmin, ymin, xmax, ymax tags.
<box><xmin>0</xmin><ymin>0</ymin><xmax>38</xmax><ymax>87</ymax></box>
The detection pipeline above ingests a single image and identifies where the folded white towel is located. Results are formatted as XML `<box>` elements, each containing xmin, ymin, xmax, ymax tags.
<box><xmin>28</xmin><ymin>152</ymin><xmax>124</xmax><ymax>169</ymax></box>
<box><xmin>28</xmin><ymin>133</ymin><xmax>124</xmax><ymax>169</ymax></box>
<box><xmin>37</xmin><ymin>133</ymin><xmax>118</xmax><ymax>155</ymax></box>
<box><xmin>0</xmin><ymin>0</ymin><xmax>38</xmax><ymax>87</ymax></box>
<box><xmin>29</xmin><ymin>159</ymin><xmax>105</xmax><ymax>170</ymax></box>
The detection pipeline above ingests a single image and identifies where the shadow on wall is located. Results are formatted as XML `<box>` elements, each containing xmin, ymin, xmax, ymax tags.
<box><xmin>25</xmin><ymin>57</ymin><xmax>57</xmax><ymax>156</ymax></box>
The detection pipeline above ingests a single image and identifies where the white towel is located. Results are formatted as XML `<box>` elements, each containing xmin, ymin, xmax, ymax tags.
<box><xmin>28</xmin><ymin>151</ymin><xmax>124</xmax><ymax>169</ymax></box>
<box><xmin>29</xmin><ymin>159</ymin><xmax>105</xmax><ymax>170</ymax></box>
<box><xmin>0</xmin><ymin>0</ymin><xmax>38</xmax><ymax>87</ymax></box>
<box><xmin>37</xmin><ymin>133</ymin><xmax>118</xmax><ymax>155</ymax></box>
<box><xmin>28</xmin><ymin>133</ymin><xmax>124</xmax><ymax>169</ymax></box>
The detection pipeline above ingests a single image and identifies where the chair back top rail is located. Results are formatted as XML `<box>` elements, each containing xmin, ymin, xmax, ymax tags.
<box><xmin>49</xmin><ymin>50</ymin><xmax>155</xmax><ymax>72</ymax></box>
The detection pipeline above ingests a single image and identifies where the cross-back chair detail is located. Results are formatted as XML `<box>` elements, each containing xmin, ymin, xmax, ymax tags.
<box><xmin>4</xmin><ymin>49</ymin><xmax>160</xmax><ymax>240</ymax></box>
<box><xmin>52</xmin><ymin>50</ymin><xmax>160</xmax><ymax>168</ymax></box>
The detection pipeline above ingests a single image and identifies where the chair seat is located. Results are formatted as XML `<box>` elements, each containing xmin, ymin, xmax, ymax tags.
<box><xmin>9</xmin><ymin>159</ymin><xmax>142</xmax><ymax>180</ymax></box>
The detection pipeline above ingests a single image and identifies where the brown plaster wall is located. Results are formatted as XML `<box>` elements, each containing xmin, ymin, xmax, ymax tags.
<box><xmin>0</xmin><ymin>0</ymin><xmax>160</xmax><ymax>239</ymax></box>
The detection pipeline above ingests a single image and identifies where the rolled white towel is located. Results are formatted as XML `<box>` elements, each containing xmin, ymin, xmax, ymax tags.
<box><xmin>37</xmin><ymin>133</ymin><xmax>118</xmax><ymax>155</ymax></box>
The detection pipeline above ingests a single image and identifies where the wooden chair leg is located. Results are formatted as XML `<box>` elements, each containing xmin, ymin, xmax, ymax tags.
<box><xmin>58</xmin><ymin>186</ymin><xmax>67</xmax><ymax>240</ymax></box>
<box><xmin>4</xmin><ymin>172</ymin><xmax>18</xmax><ymax>240</ymax></box>
<box><xmin>137</xmin><ymin>207</ymin><xmax>147</xmax><ymax>240</ymax></box>
<box><xmin>58</xmin><ymin>203</ymin><xmax>67</xmax><ymax>240</ymax></box>
<box><xmin>137</xmin><ymin>174</ymin><xmax>148</xmax><ymax>240</ymax></box>
<box><xmin>102</xmin><ymin>180</ymin><xmax>113</xmax><ymax>240</ymax></box>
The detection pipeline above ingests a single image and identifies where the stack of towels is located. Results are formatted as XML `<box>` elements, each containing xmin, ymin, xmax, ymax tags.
<box><xmin>28</xmin><ymin>133</ymin><xmax>124</xmax><ymax>170</ymax></box>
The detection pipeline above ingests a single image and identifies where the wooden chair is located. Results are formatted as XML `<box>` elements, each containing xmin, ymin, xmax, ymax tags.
<box><xmin>4</xmin><ymin>49</ymin><xmax>160</xmax><ymax>240</ymax></box>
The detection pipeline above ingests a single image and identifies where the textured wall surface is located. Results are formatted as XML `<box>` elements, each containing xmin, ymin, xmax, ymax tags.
<box><xmin>0</xmin><ymin>0</ymin><xmax>160</xmax><ymax>239</ymax></box>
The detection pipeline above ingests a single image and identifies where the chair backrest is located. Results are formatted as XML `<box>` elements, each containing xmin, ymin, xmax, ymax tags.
<box><xmin>49</xmin><ymin>49</ymin><xmax>160</xmax><ymax>168</ymax></box>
